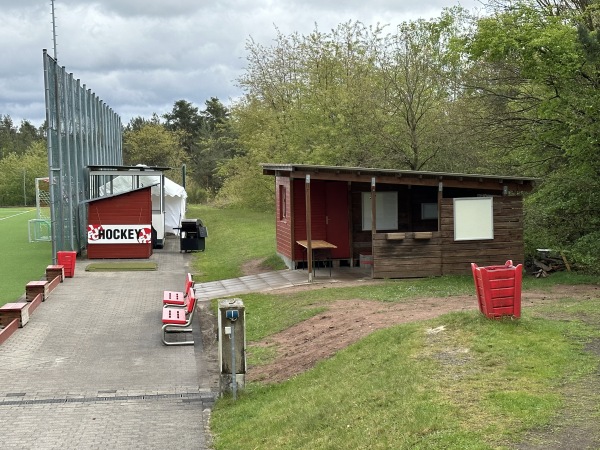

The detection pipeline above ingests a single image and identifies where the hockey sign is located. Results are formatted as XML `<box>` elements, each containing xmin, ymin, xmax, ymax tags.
<box><xmin>87</xmin><ymin>224</ymin><xmax>152</xmax><ymax>244</ymax></box>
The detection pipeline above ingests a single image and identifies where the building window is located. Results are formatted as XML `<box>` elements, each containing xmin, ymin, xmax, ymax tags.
<box><xmin>362</xmin><ymin>191</ymin><xmax>398</xmax><ymax>231</ymax></box>
<box><xmin>421</xmin><ymin>203</ymin><xmax>438</xmax><ymax>220</ymax></box>
<box><xmin>279</xmin><ymin>185</ymin><xmax>287</xmax><ymax>221</ymax></box>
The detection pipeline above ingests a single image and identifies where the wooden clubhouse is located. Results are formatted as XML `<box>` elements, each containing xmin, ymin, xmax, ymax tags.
<box><xmin>262</xmin><ymin>164</ymin><xmax>536</xmax><ymax>279</ymax></box>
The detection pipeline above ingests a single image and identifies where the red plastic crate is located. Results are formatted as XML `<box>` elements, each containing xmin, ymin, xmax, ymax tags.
<box><xmin>471</xmin><ymin>260</ymin><xmax>523</xmax><ymax>319</ymax></box>
<box><xmin>57</xmin><ymin>251</ymin><xmax>77</xmax><ymax>277</ymax></box>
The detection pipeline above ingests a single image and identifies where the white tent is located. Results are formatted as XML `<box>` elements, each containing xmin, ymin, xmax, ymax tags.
<box><xmin>98</xmin><ymin>175</ymin><xmax>187</xmax><ymax>235</ymax></box>
<box><xmin>162</xmin><ymin>177</ymin><xmax>187</xmax><ymax>234</ymax></box>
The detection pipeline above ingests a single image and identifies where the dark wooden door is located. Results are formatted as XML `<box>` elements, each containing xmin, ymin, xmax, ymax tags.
<box><xmin>325</xmin><ymin>181</ymin><xmax>350</xmax><ymax>258</ymax></box>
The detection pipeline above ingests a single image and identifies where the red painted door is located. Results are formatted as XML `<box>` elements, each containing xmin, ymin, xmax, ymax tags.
<box><xmin>325</xmin><ymin>182</ymin><xmax>350</xmax><ymax>258</ymax></box>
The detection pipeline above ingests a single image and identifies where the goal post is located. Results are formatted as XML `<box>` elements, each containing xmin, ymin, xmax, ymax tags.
<box><xmin>28</xmin><ymin>177</ymin><xmax>52</xmax><ymax>242</ymax></box>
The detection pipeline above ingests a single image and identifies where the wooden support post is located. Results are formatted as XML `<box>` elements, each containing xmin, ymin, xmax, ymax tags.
<box><xmin>305</xmin><ymin>175</ymin><xmax>313</xmax><ymax>282</ymax></box>
<box><xmin>371</xmin><ymin>177</ymin><xmax>376</xmax><ymax>278</ymax></box>
<box><xmin>438</xmin><ymin>182</ymin><xmax>443</xmax><ymax>233</ymax></box>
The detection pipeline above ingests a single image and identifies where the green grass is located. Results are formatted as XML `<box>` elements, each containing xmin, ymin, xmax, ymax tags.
<box><xmin>186</xmin><ymin>204</ymin><xmax>286</xmax><ymax>282</ymax></box>
<box><xmin>0</xmin><ymin>208</ymin><xmax>52</xmax><ymax>306</ymax></box>
<box><xmin>522</xmin><ymin>270</ymin><xmax>600</xmax><ymax>289</ymax></box>
<box><xmin>236</xmin><ymin>272</ymin><xmax>599</xmax><ymax>345</ymax></box>
<box><xmin>211</xmin><ymin>299</ymin><xmax>600</xmax><ymax>450</ymax></box>
<box><xmin>0</xmin><ymin>208</ymin><xmax>34</xmax><ymax>219</ymax></box>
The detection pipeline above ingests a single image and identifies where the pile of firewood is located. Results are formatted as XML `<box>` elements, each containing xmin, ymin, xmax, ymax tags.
<box><xmin>531</xmin><ymin>250</ymin><xmax>571</xmax><ymax>278</ymax></box>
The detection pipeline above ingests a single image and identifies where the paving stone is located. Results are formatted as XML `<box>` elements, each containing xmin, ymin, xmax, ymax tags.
<box><xmin>0</xmin><ymin>236</ymin><xmax>215</xmax><ymax>449</ymax></box>
<box><xmin>0</xmin><ymin>235</ymin><xmax>369</xmax><ymax>448</ymax></box>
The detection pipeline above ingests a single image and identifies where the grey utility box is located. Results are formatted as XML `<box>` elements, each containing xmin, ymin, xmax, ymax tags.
<box><xmin>218</xmin><ymin>298</ymin><xmax>246</xmax><ymax>396</ymax></box>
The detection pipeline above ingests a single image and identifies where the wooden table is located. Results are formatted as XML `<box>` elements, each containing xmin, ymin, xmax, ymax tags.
<box><xmin>296</xmin><ymin>240</ymin><xmax>337</xmax><ymax>277</ymax></box>
<box><xmin>296</xmin><ymin>240</ymin><xmax>337</xmax><ymax>251</ymax></box>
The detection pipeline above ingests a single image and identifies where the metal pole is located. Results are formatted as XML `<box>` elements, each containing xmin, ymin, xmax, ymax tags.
<box><xmin>43</xmin><ymin>50</ymin><xmax>58</xmax><ymax>263</ymax></box>
<box><xmin>230</xmin><ymin>324</ymin><xmax>237</xmax><ymax>401</ymax></box>
<box><xmin>51</xmin><ymin>0</ymin><xmax>58</xmax><ymax>62</ymax></box>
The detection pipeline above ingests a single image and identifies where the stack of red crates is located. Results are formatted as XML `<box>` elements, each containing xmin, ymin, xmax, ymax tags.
<box><xmin>57</xmin><ymin>251</ymin><xmax>77</xmax><ymax>278</ymax></box>
<box><xmin>471</xmin><ymin>260</ymin><xmax>523</xmax><ymax>319</ymax></box>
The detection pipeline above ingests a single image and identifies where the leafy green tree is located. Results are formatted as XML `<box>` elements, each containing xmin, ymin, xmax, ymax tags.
<box><xmin>0</xmin><ymin>115</ymin><xmax>44</xmax><ymax>159</ymax></box>
<box><xmin>216</xmin><ymin>152</ymin><xmax>275</xmax><ymax>212</ymax></box>
<box><xmin>466</xmin><ymin>0</ymin><xmax>600</xmax><ymax>270</ymax></box>
<box><xmin>0</xmin><ymin>140</ymin><xmax>48</xmax><ymax>206</ymax></box>
<box><xmin>374</xmin><ymin>9</ymin><xmax>471</xmax><ymax>170</ymax></box>
<box><xmin>163</xmin><ymin>100</ymin><xmax>203</xmax><ymax>155</ymax></box>
<box><xmin>195</xmin><ymin>100</ymin><xmax>240</xmax><ymax>194</ymax></box>
<box><xmin>161</xmin><ymin>98</ymin><xmax>240</xmax><ymax>198</ymax></box>
<box><xmin>124</xmin><ymin>114</ymin><xmax>161</xmax><ymax>132</ymax></box>
<box><xmin>224</xmin><ymin>12</ymin><xmax>477</xmax><ymax>209</ymax></box>
<box><xmin>122</xmin><ymin>122</ymin><xmax>188</xmax><ymax>185</ymax></box>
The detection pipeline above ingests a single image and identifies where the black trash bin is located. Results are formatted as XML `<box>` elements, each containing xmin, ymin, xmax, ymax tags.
<box><xmin>179</xmin><ymin>219</ymin><xmax>207</xmax><ymax>252</ymax></box>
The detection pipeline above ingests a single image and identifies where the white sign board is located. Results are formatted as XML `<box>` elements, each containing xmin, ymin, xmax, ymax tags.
<box><xmin>87</xmin><ymin>224</ymin><xmax>152</xmax><ymax>244</ymax></box>
<box><xmin>453</xmin><ymin>197</ymin><xmax>494</xmax><ymax>241</ymax></box>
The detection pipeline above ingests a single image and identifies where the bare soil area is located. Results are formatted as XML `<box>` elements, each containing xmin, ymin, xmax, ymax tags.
<box><xmin>248</xmin><ymin>284</ymin><xmax>599</xmax><ymax>384</ymax></box>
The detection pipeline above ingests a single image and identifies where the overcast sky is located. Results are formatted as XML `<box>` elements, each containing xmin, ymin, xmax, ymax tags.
<box><xmin>1</xmin><ymin>0</ymin><xmax>482</xmax><ymax>128</ymax></box>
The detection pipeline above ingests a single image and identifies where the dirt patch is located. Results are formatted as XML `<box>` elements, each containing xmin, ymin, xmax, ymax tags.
<box><xmin>241</xmin><ymin>259</ymin><xmax>273</xmax><ymax>276</ymax></box>
<box><xmin>248</xmin><ymin>296</ymin><xmax>477</xmax><ymax>383</ymax></box>
<box><xmin>247</xmin><ymin>286</ymin><xmax>596</xmax><ymax>384</ymax></box>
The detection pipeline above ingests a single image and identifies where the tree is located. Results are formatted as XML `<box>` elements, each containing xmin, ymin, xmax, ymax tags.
<box><xmin>0</xmin><ymin>116</ymin><xmax>44</xmax><ymax>159</ymax></box>
<box><xmin>161</xmin><ymin>99</ymin><xmax>240</xmax><ymax>198</ymax></box>
<box><xmin>0</xmin><ymin>140</ymin><xmax>48</xmax><ymax>206</ymax></box>
<box><xmin>122</xmin><ymin>123</ymin><xmax>188</xmax><ymax>185</ymax></box>
<box><xmin>124</xmin><ymin>114</ymin><xmax>161</xmax><ymax>132</ymax></box>
<box><xmin>223</xmin><ymin>12</ymin><xmax>477</xmax><ymax>209</ymax></box>
<box><xmin>163</xmin><ymin>100</ymin><xmax>203</xmax><ymax>155</ymax></box>
<box><xmin>466</xmin><ymin>0</ymin><xmax>600</xmax><ymax>269</ymax></box>
<box><xmin>374</xmin><ymin>9</ymin><xmax>471</xmax><ymax>170</ymax></box>
<box><xmin>195</xmin><ymin>98</ymin><xmax>240</xmax><ymax>195</ymax></box>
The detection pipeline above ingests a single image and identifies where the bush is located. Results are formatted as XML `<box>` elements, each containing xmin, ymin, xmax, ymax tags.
<box><xmin>185</xmin><ymin>182</ymin><xmax>211</xmax><ymax>204</ymax></box>
<box><xmin>216</xmin><ymin>155</ymin><xmax>275</xmax><ymax>212</ymax></box>
<box><xmin>571</xmin><ymin>232</ymin><xmax>600</xmax><ymax>274</ymax></box>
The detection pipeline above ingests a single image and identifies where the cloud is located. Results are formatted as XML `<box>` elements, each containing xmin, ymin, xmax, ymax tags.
<box><xmin>0</xmin><ymin>0</ymin><xmax>481</xmax><ymax>127</ymax></box>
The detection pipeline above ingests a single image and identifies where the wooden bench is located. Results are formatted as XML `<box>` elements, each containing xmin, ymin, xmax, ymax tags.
<box><xmin>26</xmin><ymin>281</ymin><xmax>49</xmax><ymax>302</ymax></box>
<box><xmin>163</xmin><ymin>273</ymin><xmax>194</xmax><ymax>307</ymax></box>
<box><xmin>0</xmin><ymin>302</ymin><xmax>30</xmax><ymax>328</ymax></box>
<box><xmin>45</xmin><ymin>265</ymin><xmax>65</xmax><ymax>282</ymax></box>
<box><xmin>161</xmin><ymin>287</ymin><xmax>197</xmax><ymax>346</ymax></box>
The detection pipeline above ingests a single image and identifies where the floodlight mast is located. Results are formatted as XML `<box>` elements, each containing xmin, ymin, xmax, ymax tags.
<box><xmin>51</xmin><ymin>0</ymin><xmax>58</xmax><ymax>61</ymax></box>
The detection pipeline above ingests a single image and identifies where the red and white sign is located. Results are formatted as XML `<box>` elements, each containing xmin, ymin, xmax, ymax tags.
<box><xmin>87</xmin><ymin>224</ymin><xmax>152</xmax><ymax>244</ymax></box>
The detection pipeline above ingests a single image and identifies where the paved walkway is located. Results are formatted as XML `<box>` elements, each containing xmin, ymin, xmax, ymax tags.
<box><xmin>0</xmin><ymin>236</ymin><xmax>370</xmax><ymax>448</ymax></box>
<box><xmin>197</xmin><ymin>270</ymin><xmax>310</xmax><ymax>299</ymax></box>
<box><xmin>195</xmin><ymin>263</ymin><xmax>371</xmax><ymax>300</ymax></box>
<box><xmin>0</xmin><ymin>237</ymin><xmax>215</xmax><ymax>449</ymax></box>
